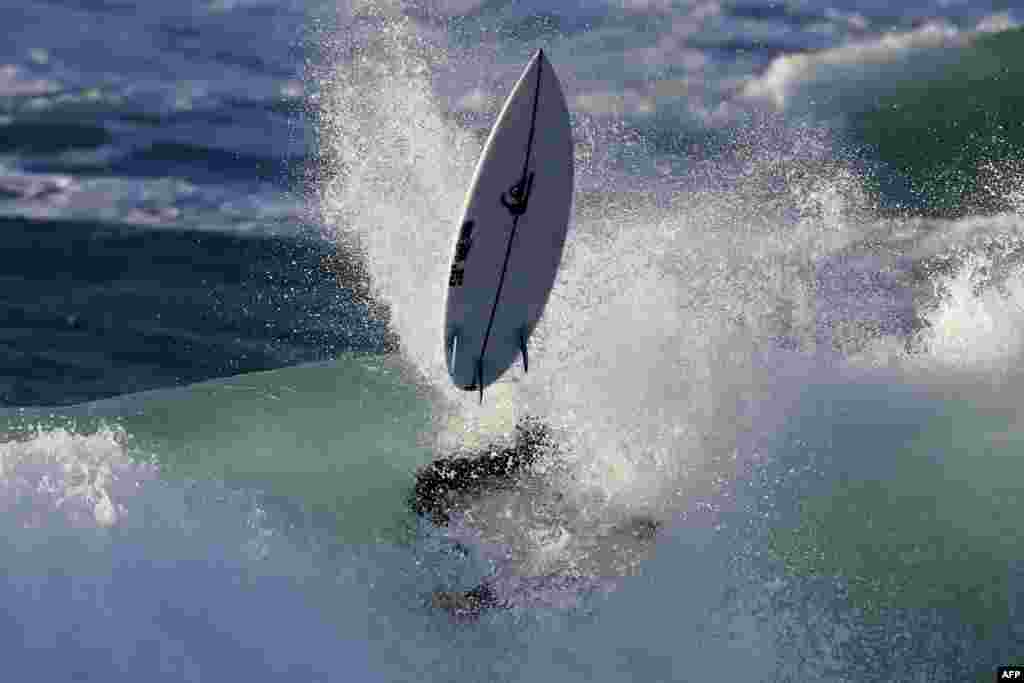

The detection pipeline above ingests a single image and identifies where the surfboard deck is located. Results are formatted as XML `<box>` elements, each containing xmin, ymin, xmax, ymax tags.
<box><xmin>443</xmin><ymin>49</ymin><xmax>574</xmax><ymax>398</ymax></box>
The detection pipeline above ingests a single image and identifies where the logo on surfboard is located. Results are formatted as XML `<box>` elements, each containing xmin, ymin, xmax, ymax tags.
<box><xmin>500</xmin><ymin>172</ymin><xmax>534</xmax><ymax>216</ymax></box>
<box><xmin>449</xmin><ymin>220</ymin><xmax>475</xmax><ymax>287</ymax></box>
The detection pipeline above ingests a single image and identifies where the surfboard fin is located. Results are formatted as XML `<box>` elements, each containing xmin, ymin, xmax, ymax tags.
<box><xmin>476</xmin><ymin>358</ymin><xmax>484</xmax><ymax>404</ymax></box>
<box><xmin>519</xmin><ymin>330</ymin><xmax>529</xmax><ymax>374</ymax></box>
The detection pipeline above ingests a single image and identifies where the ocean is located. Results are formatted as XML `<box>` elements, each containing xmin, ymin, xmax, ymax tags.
<box><xmin>2</xmin><ymin>0</ymin><xmax>1023</xmax><ymax>680</ymax></box>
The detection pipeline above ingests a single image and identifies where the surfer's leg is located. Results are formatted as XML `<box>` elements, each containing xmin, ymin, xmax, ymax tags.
<box><xmin>417</xmin><ymin>417</ymin><xmax>562</xmax><ymax>620</ymax></box>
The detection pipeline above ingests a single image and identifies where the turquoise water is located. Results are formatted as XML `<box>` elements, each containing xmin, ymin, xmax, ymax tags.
<box><xmin>3</xmin><ymin>353</ymin><xmax>1021</xmax><ymax>680</ymax></box>
<box><xmin>2</xmin><ymin>354</ymin><xmax>437</xmax><ymax>542</ymax></box>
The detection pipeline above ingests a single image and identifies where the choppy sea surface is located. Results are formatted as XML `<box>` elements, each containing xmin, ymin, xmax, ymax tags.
<box><xmin>3</xmin><ymin>1</ymin><xmax>1024</xmax><ymax>680</ymax></box>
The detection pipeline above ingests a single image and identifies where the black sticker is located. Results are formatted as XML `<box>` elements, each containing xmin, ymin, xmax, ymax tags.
<box><xmin>455</xmin><ymin>220</ymin><xmax>475</xmax><ymax>262</ymax></box>
<box><xmin>449</xmin><ymin>220</ymin><xmax>474</xmax><ymax>287</ymax></box>
<box><xmin>455</xmin><ymin>238</ymin><xmax>472</xmax><ymax>262</ymax></box>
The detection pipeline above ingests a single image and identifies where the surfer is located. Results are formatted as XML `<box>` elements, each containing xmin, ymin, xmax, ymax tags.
<box><xmin>409</xmin><ymin>416</ymin><xmax>556</xmax><ymax>525</ymax></box>
<box><xmin>412</xmin><ymin>417</ymin><xmax>661</xmax><ymax>621</ymax></box>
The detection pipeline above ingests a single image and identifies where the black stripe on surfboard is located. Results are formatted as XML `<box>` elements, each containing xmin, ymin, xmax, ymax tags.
<box><xmin>473</xmin><ymin>50</ymin><xmax>545</xmax><ymax>401</ymax></box>
<box><xmin>517</xmin><ymin>51</ymin><xmax>544</xmax><ymax>191</ymax></box>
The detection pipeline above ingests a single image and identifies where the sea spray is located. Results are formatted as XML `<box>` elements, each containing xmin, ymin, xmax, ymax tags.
<box><xmin>309</xmin><ymin>4</ymin><xmax>883</xmax><ymax>553</ymax></box>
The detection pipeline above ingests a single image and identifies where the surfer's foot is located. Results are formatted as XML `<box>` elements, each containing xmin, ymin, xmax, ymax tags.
<box><xmin>431</xmin><ymin>582</ymin><xmax>504</xmax><ymax>620</ymax></box>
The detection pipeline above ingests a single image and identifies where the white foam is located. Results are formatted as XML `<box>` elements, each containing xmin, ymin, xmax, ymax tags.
<box><xmin>742</xmin><ymin>14</ymin><xmax>1018</xmax><ymax>116</ymax></box>
<box><xmin>908</xmin><ymin>250</ymin><xmax>1024</xmax><ymax>375</ymax></box>
<box><xmin>0</xmin><ymin>64</ymin><xmax>60</xmax><ymax>97</ymax></box>
<box><xmin>0</xmin><ymin>426</ymin><xmax>145</xmax><ymax>530</ymax></box>
<box><xmin>845</xmin><ymin>212</ymin><xmax>1024</xmax><ymax>374</ymax></box>
<box><xmin>314</xmin><ymin>16</ymin><xmax>477</xmax><ymax>385</ymax></box>
<box><xmin>0</xmin><ymin>172</ymin><xmax>75</xmax><ymax>201</ymax></box>
<box><xmin>0</xmin><ymin>171</ymin><xmax>309</xmax><ymax>236</ymax></box>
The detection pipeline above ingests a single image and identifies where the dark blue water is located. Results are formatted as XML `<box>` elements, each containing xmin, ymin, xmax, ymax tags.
<box><xmin>0</xmin><ymin>0</ymin><xmax>399</xmax><ymax>405</ymax></box>
<box><xmin>0</xmin><ymin>217</ymin><xmax>394</xmax><ymax>404</ymax></box>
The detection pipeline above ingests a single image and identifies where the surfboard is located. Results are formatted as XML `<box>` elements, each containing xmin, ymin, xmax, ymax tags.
<box><xmin>443</xmin><ymin>49</ymin><xmax>574</xmax><ymax>400</ymax></box>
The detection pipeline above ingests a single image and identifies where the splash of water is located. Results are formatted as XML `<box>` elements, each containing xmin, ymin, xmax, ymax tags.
<box><xmin>0</xmin><ymin>425</ymin><xmax>146</xmax><ymax>530</ymax></box>
<box><xmin>309</xmin><ymin>7</ymin><xmax>883</xmax><ymax>527</ymax></box>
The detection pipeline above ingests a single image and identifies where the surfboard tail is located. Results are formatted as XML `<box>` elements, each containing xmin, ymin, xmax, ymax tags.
<box><xmin>449</xmin><ymin>332</ymin><xmax>458</xmax><ymax>370</ymax></box>
<box><xmin>476</xmin><ymin>358</ymin><xmax>484</xmax><ymax>404</ymax></box>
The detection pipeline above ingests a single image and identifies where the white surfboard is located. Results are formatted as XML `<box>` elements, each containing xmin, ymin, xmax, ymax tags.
<box><xmin>443</xmin><ymin>49</ymin><xmax>574</xmax><ymax>400</ymax></box>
